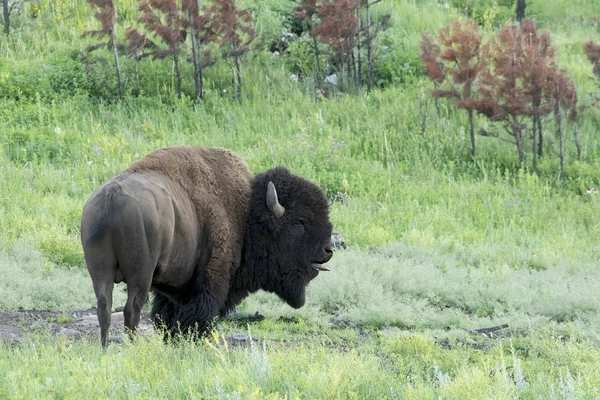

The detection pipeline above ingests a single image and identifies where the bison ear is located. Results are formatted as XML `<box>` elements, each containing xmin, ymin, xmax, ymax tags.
<box><xmin>266</xmin><ymin>181</ymin><xmax>285</xmax><ymax>218</ymax></box>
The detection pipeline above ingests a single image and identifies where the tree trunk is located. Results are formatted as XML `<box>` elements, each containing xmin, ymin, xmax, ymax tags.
<box><xmin>434</xmin><ymin>81</ymin><xmax>440</xmax><ymax>117</ymax></box>
<box><xmin>134</xmin><ymin>55</ymin><xmax>140</xmax><ymax>89</ymax></box>
<box><xmin>554</xmin><ymin>102</ymin><xmax>564</xmax><ymax>180</ymax></box>
<box><xmin>366</xmin><ymin>0</ymin><xmax>373</xmax><ymax>91</ymax></box>
<box><xmin>469</xmin><ymin>108</ymin><xmax>476</xmax><ymax>157</ymax></box>
<box><xmin>513</xmin><ymin>116</ymin><xmax>524</xmax><ymax>165</ymax></box>
<box><xmin>347</xmin><ymin>49</ymin><xmax>353</xmax><ymax>91</ymax></box>
<box><xmin>174</xmin><ymin>54</ymin><xmax>182</xmax><ymax>100</ymax></box>
<box><xmin>111</xmin><ymin>29</ymin><xmax>124</xmax><ymax>100</ymax></box>
<box><xmin>189</xmin><ymin>13</ymin><xmax>203</xmax><ymax>102</ymax></box>
<box><xmin>351</xmin><ymin>41</ymin><xmax>358</xmax><ymax>89</ymax></box>
<box><xmin>419</xmin><ymin>92</ymin><xmax>427</xmax><ymax>135</ymax></box>
<box><xmin>231</xmin><ymin>60</ymin><xmax>235</xmax><ymax>95</ymax></box>
<box><xmin>311</xmin><ymin>29</ymin><xmax>322</xmax><ymax>86</ymax></box>
<box><xmin>573</xmin><ymin>123</ymin><xmax>581</xmax><ymax>160</ymax></box>
<box><xmin>2</xmin><ymin>0</ymin><xmax>9</xmax><ymax>37</ymax></box>
<box><xmin>336</xmin><ymin>52</ymin><xmax>344</xmax><ymax>93</ymax></box>
<box><xmin>531</xmin><ymin>115</ymin><xmax>537</xmax><ymax>173</ymax></box>
<box><xmin>516</xmin><ymin>0</ymin><xmax>526</xmax><ymax>22</ymax></box>
<box><xmin>536</xmin><ymin>114</ymin><xmax>543</xmax><ymax>157</ymax></box>
<box><xmin>356</xmin><ymin>6</ymin><xmax>362</xmax><ymax>88</ymax></box>
<box><xmin>234</xmin><ymin>54</ymin><xmax>242</xmax><ymax>101</ymax></box>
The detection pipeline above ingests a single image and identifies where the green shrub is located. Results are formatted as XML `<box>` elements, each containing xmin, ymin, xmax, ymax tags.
<box><xmin>447</xmin><ymin>0</ymin><xmax>516</xmax><ymax>28</ymax></box>
<box><xmin>48</xmin><ymin>50</ymin><xmax>115</xmax><ymax>99</ymax></box>
<box><xmin>283</xmin><ymin>33</ymin><xmax>332</xmax><ymax>79</ymax></box>
<box><xmin>372</xmin><ymin>29</ymin><xmax>424</xmax><ymax>87</ymax></box>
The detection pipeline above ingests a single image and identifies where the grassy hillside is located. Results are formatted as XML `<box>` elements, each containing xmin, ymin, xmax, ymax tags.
<box><xmin>1</xmin><ymin>0</ymin><xmax>600</xmax><ymax>397</ymax></box>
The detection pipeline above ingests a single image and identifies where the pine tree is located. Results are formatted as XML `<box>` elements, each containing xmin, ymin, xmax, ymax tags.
<box><xmin>362</xmin><ymin>0</ymin><xmax>388</xmax><ymax>92</ymax></box>
<box><xmin>124</xmin><ymin>28</ymin><xmax>157</xmax><ymax>92</ymax></box>
<box><xmin>292</xmin><ymin>0</ymin><xmax>323</xmax><ymax>85</ymax></box>
<box><xmin>421</xmin><ymin>19</ymin><xmax>484</xmax><ymax>157</ymax></box>
<box><xmin>208</xmin><ymin>0</ymin><xmax>256</xmax><ymax>101</ymax></box>
<box><xmin>518</xmin><ymin>19</ymin><xmax>555</xmax><ymax>171</ymax></box>
<box><xmin>313</xmin><ymin>0</ymin><xmax>359</xmax><ymax>92</ymax></box>
<box><xmin>83</xmin><ymin>0</ymin><xmax>124</xmax><ymax>99</ymax></box>
<box><xmin>477</xmin><ymin>24</ymin><xmax>531</xmax><ymax>164</ymax></box>
<box><xmin>138</xmin><ymin>0</ymin><xmax>188</xmax><ymax>99</ymax></box>
<box><xmin>548</xmin><ymin>65</ymin><xmax>577</xmax><ymax>179</ymax></box>
<box><xmin>183</xmin><ymin>0</ymin><xmax>215</xmax><ymax>102</ymax></box>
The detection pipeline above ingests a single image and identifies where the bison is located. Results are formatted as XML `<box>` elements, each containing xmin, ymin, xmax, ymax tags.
<box><xmin>81</xmin><ymin>146</ymin><xmax>333</xmax><ymax>346</ymax></box>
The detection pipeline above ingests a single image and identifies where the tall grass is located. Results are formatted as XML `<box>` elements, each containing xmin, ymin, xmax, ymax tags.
<box><xmin>1</xmin><ymin>328</ymin><xmax>599</xmax><ymax>399</ymax></box>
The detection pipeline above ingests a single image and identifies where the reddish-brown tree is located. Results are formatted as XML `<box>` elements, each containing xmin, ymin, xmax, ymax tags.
<box><xmin>477</xmin><ymin>24</ymin><xmax>531</xmax><ymax>164</ymax></box>
<box><xmin>314</xmin><ymin>0</ymin><xmax>359</xmax><ymax>91</ymax></box>
<box><xmin>292</xmin><ymin>0</ymin><xmax>323</xmax><ymax>84</ymax></box>
<box><xmin>584</xmin><ymin>40</ymin><xmax>600</xmax><ymax>78</ymax></box>
<box><xmin>420</xmin><ymin>19</ymin><xmax>484</xmax><ymax>157</ymax></box>
<box><xmin>207</xmin><ymin>0</ymin><xmax>256</xmax><ymax>101</ymax></box>
<box><xmin>583</xmin><ymin>40</ymin><xmax>600</xmax><ymax>111</ymax></box>
<box><xmin>518</xmin><ymin>19</ymin><xmax>556</xmax><ymax>171</ymax></box>
<box><xmin>124</xmin><ymin>28</ymin><xmax>158</xmax><ymax>91</ymax></box>
<box><xmin>548</xmin><ymin>64</ymin><xmax>578</xmax><ymax>179</ymax></box>
<box><xmin>362</xmin><ymin>0</ymin><xmax>387</xmax><ymax>92</ymax></box>
<box><xmin>83</xmin><ymin>0</ymin><xmax>124</xmax><ymax>99</ymax></box>
<box><xmin>138</xmin><ymin>0</ymin><xmax>187</xmax><ymax>99</ymax></box>
<box><xmin>579</xmin><ymin>39</ymin><xmax>600</xmax><ymax>157</ymax></box>
<box><xmin>183</xmin><ymin>0</ymin><xmax>215</xmax><ymax>102</ymax></box>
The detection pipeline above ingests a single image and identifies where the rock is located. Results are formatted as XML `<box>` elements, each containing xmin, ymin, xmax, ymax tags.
<box><xmin>324</xmin><ymin>74</ymin><xmax>338</xmax><ymax>86</ymax></box>
<box><xmin>58</xmin><ymin>328</ymin><xmax>83</xmax><ymax>339</ymax></box>
<box><xmin>231</xmin><ymin>333</ymin><xmax>249</xmax><ymax>342</ymax></box>
<box><xmin>331</xmin><ymin>232</ymin><xmax>346</xmax><ymax>249</ymax></box>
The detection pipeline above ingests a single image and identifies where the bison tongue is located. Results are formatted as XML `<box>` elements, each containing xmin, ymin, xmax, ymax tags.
<box><xmin>312</xmin><ymin>264</ymin><xmax>330</xmax><ymax>272</ymax></box>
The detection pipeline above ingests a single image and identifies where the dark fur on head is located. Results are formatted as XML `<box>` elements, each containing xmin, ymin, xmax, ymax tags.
<box><xmin>229</xmin><ymin>166</ymin><xmax>333</xmax><ymax>310</ymax></box>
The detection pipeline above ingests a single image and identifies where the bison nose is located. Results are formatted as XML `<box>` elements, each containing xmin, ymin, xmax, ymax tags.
<box><xmin>320</xmin><ymin>247</ymin><xmax>333</xmax><ymax>263</ymax></box>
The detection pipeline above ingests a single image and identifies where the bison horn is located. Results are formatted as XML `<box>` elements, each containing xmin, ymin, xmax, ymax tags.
<box><xmin>267</xmin><ymin>181</ymin><xmax>285</xmax><ymax>218</ymax></box>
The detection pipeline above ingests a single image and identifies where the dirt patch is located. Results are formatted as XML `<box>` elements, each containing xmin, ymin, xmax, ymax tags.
<box><xmin>0</xmin><ymin>309</ymin><xmax>154</xmax><ymax>344</ymax></box>
<box><xmin>0</xmin><ymin>309</ymin><xmax>266</xmax><ymax>347</ymax></box>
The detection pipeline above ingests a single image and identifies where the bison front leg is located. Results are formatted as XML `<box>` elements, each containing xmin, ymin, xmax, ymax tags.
<box><xmin>174</xmin><ymin>288</ymin><xmax>221</xmax><ymax>339</ymax></box>
<box><xmin>150</xmin><ymin>292</ymin><xmax>180</xmax><ymax>340</ymax></box>
<box><xmin>151</xmin><ymin>291</ymin><xmax>217</xmax><ymax>340</ymax></box>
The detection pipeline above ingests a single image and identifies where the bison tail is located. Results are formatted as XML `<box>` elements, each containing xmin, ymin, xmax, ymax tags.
<box><xmin>86</xmin><ymin>185</ymin><xmax>119</xmax><ymax>244</ymax></box>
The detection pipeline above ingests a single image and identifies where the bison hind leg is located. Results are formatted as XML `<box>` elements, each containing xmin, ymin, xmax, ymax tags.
<box><xmin>94</xmin><ymin>281</ymin><xmax>115</xmax><ymax>348</ymax></box>
<box><xmin>123</xmin><ymin>284</ymin><xmax>150</xmax><ymax>340</ymax></box>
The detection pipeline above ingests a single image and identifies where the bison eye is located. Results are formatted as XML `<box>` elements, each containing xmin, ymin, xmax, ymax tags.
<box><xmin>290</xmin><ymin>223</ymin><xmax>305</xmax><ymax>236</ymax></box>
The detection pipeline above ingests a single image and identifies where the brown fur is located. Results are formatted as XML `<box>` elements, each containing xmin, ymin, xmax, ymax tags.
<box><xmin>125</xmin><ymin>146</ymin><xmax>253</xmax><ymax>301</ymax></box>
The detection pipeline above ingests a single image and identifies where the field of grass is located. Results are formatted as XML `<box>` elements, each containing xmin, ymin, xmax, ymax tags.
<box><xmin>1</xmin><ymin>0</ymin><xmax>600</xmax><ymax>397</ymax></box>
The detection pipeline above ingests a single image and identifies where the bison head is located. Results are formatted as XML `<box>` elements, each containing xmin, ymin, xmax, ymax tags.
<box><xmin>246</xmin><ymin>166</ymin><xmax>333</xmax><ymax>309</ymax></box>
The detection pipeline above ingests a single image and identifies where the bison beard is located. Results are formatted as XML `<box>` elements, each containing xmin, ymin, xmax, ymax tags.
<box><xmin>81</xmin><ymin>147</ymin><xmax>333</xmax><ymax>345</ymax></box>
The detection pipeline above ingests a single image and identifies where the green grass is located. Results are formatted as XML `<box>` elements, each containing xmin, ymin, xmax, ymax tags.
<box><xmin>1</xmin><ymin>0</ymin><xmax>600</xmax><ymax>397</ymax></box>
<box><xmin>1</xmin><ymin>327</ymin><xmax>599</xmax><ymax>398</ymax></box>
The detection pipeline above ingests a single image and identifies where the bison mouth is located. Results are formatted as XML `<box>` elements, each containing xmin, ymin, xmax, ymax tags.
<box><xmin>277</xmin><ymin>264</ymin><xmax>329</xmax><ymax>309</ymax></box>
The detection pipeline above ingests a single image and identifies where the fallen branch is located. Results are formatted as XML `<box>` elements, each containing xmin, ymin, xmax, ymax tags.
<box><xmin>471</xmin><ymin>323</ymin><xmax>509</xmax><ymax>338</ymax></box>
